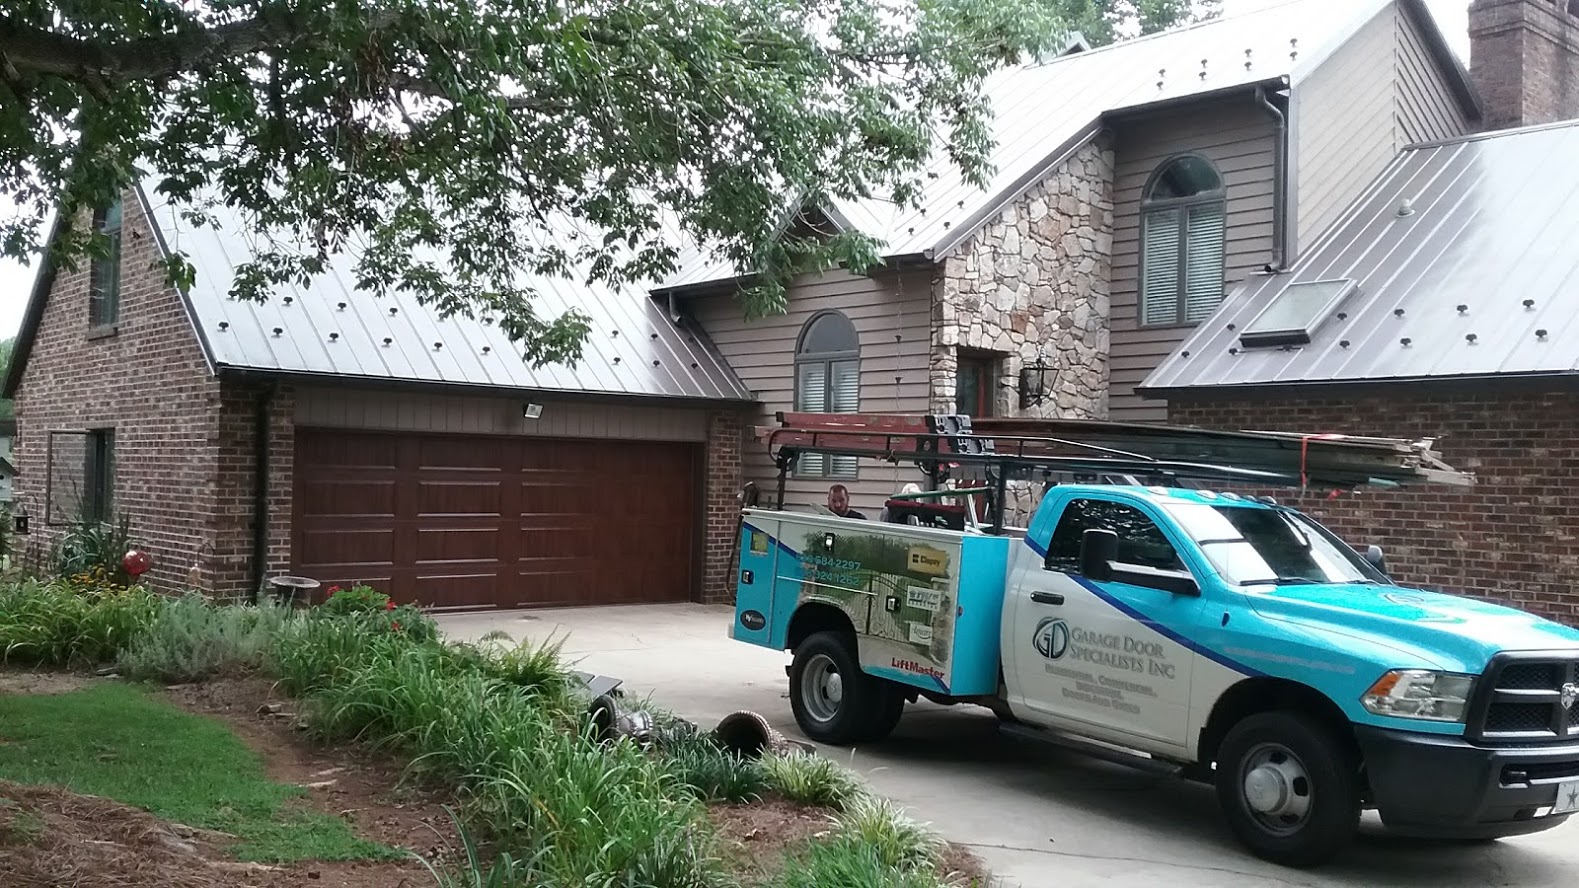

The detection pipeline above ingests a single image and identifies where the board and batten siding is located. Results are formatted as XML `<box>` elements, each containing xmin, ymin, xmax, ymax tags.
<box><xmin>688</xmin><ymin>267</ymin><xmax>932</xmax><ymax>516</ymax></box>
<box><xmin>295</xmin><ymin>387</ymin><xmax>709</xmax><ymax>441</ymax></box>
<box><xmin>1292</xmin><ymin>2</ymin><xmax>1473</xmax><ymax>253</ymax></box>
<box><xmin>1109</xmin><ymin>96</ymin><xmax>1279</xmax><ymax>422</ymax></box>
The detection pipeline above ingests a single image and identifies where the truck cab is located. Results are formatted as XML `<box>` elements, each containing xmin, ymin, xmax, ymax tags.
<box><xmin>731</xmin><ymin>413</ymin><xmax>1579</xmax><ymax>868</ymax></box>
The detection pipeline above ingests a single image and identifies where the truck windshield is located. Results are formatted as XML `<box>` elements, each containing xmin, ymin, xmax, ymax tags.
<box><xmin>1163</xmin><ymin>503</ymin><xmax>1388</xmax><ymax>587</ymax></box>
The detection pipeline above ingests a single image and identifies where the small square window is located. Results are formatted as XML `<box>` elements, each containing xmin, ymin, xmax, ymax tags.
<box><xmin>45</xmin><ymin>428</ymin><xmax>114</xmax><ymax>526</ymax></box>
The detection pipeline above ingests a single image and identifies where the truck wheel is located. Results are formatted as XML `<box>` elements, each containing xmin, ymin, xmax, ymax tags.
<box><xmin>1215</xmin><ymin>711</ymin><xmax>1360</xmax><ymax>868</ymax></box>
<box><xmin>790</xmin><ymin>631</ymin><xmax>882</xmax><ymax>745</ymax></box>
<box><xmin>859</xmin><ymin>683</ymin><xmax>905</xmax><ymax>743</ymax></box>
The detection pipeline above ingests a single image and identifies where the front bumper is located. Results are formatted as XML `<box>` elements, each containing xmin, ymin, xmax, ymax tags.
<box><xmin>1356</xmin><ymin>726</ymin><xmax>1579</xmax><ymax>839</ymax></box>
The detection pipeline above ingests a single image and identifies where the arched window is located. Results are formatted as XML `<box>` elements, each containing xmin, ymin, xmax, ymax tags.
<box><xmin>1140</xmin><ymin>154</ymin><xmax>1226</xmax><ymax>327</ymax></box>
<box><xmin>794</xmin><ymin>311</ymin><xmax>860</xmax><ymax>478</ymax></box>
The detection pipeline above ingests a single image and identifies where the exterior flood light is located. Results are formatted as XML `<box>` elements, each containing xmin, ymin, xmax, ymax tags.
<box><xmin>522</xmin><ymin>403</ymin><xmax>544</xmax><ymax>420</ymax></box>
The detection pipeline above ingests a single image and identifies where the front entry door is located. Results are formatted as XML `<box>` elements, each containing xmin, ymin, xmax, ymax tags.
<box><xmin>1014</xmin><ymin>497</ymin><xmax>1202</xmax><ymax>749</ymax></box>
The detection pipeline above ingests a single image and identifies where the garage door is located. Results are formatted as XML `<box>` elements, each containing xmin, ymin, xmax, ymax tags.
<box><xmin>292</xmin><ymin>429</ymin><xmax>699</xmax><ymax>609</ymax></box>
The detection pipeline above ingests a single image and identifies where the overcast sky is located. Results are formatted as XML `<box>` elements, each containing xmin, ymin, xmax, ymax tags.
<box><xmin>0</xmin><ymin>1</ymin><xmax>1474</xmax><ymax>341</ymax></box>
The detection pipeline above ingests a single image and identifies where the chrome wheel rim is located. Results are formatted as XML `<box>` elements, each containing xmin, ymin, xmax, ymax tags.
<box><xmin>1240</xmin><ymin>742</ymin><xmax>1313</xmax><ymax>836</ymax></box>
<box><xmin>801</xmin><ymin>653</ymin><xmax>844</xmax><ymax>723</ymax></box>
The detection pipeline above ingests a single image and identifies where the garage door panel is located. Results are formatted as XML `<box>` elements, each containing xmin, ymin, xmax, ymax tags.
<box><xmin>294</xmin><ymin>429</ymin><xmax>697</xmax><ymax>609</ymax></box>
<box><xmin>414</xmin><ymin>525</ymin><xmax>504</xmax><ymax>563</ymax></box>
<box><xmin>299</xmin><ymin>433</ymin><xmax>401</xmax><ymax>470</ymax></box>
<box><xmin>416</xmin><ymin>480</ymin><xmax>503</xmax><ymax>517</ymax></box>
<box><xmin>300</xmin><ymin>480</ymin><xmax>397</xmax><ymax>518</ymax></box>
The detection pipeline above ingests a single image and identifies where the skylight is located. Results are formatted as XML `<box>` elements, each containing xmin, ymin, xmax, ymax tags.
<box><xmin>1238</xmin><ymin>279</ymin><xmax>1358</xmax><ymax>348</ymax></box>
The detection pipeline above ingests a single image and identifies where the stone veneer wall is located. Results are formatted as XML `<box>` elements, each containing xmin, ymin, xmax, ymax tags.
<box><xmin>929</xmin><ymin>137</ymin><xmax>1116</xmax><ymax>523</ymax></box>
<box><xmin>930</xmin><ymin>136</ymin><xmax>1115</xmax><ymax>420</ymax></box>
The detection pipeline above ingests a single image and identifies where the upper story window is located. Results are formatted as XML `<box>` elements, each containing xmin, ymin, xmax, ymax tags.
<box><xmin>89</xmin><ymin>196</ymin><xmax>123</xmax><ymax>330</ymax></box>
<box><xmin>793</xmin><ymin>310</ymin><xmax>859</xmax><ymax>478</ymax></box>
<box><xmin>1140</xmin><ymin>154</ymin><xmax>1226</xmax><ymax>327</ymax></box>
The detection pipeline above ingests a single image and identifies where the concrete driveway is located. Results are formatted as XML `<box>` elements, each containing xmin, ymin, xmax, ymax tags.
<box><xmin>437</xmin><ymin>603</ymin><xmax>1576</xmax><ymax>888</ymax></box>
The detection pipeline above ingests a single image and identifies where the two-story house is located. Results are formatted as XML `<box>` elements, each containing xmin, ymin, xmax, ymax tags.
<box><xmin>0</xmin><ymin>0</ymin><xmax>1505</xmax><ymax>610</ymax></box>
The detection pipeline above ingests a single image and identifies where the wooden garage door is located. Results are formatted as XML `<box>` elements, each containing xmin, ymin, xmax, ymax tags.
<box><xmin>292</xmin><ymin>429</ymin><xmax>698</xmax><ymax>609</ymax></box>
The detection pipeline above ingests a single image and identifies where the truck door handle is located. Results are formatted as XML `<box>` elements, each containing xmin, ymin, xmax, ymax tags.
<box><xmin>1031</xmin><ymin>592</ymin><xmax>1064</xmax><ymax>606</ymax></box>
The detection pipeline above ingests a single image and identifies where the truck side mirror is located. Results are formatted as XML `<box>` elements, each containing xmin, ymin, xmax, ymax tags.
<box><xmin>1364</xmin><ymin>544</ymin><xmax>1387</xmax><ymax>575</ymax></box>
<box><xmin>1079</xmin><ymin>529</ymin><xmax>1118</xmax><ymax>582</ymax></box>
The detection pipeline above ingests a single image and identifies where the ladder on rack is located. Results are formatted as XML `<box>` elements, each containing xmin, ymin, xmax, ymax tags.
<box><xmin>758</xmin><ymin>412</ymin><xmax>1473</xmax><ymax>535</ymax></box>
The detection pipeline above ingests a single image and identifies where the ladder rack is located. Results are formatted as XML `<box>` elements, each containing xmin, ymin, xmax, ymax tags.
<box><xmin>759</xmin><ymin>412</ymin><xmax>1473</xmax><ymax>535</ymax></box>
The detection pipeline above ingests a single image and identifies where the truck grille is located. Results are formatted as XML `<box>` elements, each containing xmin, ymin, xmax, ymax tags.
<box><xmin>1467</xmin><ymin>653</ymin><xmax>1579</xmax><ymax>745</ymax></box>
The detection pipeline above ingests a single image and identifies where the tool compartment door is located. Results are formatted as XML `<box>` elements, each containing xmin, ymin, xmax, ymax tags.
<box><xmin>734</xmin><ymin>514</ymin><xmax>783</xmax><ymax>647</ymax></box>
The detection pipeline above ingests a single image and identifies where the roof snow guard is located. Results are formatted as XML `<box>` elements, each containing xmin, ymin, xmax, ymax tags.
<box><xmin>658</xmin><ymin>0</ymin><xmax>1471</xmax><ymax>293</ymax></box>
<box><xmin>1142</xmin><ymin>119</ymin><xmax>1579</xmax><ymax>393</ymax></box>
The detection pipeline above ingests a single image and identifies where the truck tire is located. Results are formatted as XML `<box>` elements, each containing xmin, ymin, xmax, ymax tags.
<box><xmin>789</xmin><ymin>631</ymin><xmax>892</xmax><ymax>745</ymax></box>
<box><xmin>859</xmin><ymin>682</ymin><xmax>905</xmax><ymax>743</ymax></box>
<box><xmin>1215</xmin><ymin>711</ymin><xmax>1360</xmax><ymax>868</ymax></box>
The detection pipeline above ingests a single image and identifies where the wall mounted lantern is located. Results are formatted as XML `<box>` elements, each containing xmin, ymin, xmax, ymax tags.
<box><xmin>1019</xmin><ymin>353</ymin><xmax>1053</xmax><ymax>410</ymax></box>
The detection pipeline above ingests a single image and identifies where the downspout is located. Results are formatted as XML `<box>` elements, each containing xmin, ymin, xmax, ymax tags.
<box><xmin>1255</xmin><ymin>85</ymin><xmax>1289</xmax><ymax>271</ymax></box>
<box><xmin>250</xmin><ymin>382</ymin><xmax>278</xmax><ymax>603</ymax></box>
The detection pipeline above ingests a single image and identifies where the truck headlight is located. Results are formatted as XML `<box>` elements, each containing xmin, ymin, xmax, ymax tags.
<box><xmin>1361</xmin><ymin>670</ymin><xmax>1475</xmax><ymax>722</ymax></box>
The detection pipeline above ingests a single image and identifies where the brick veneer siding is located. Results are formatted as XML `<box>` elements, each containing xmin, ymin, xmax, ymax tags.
<box><xmin>209</xmin><ymin>382</ymin><xmax>295</xmax><ymax>601</ymax></box>
<box><xmin>11</xmin><ymin>188</ymin><xmax>290</xmax><ymax>597</ymax></box>
<box><xmin>700</xmin><ymin>408</ymin><xmax>747</xmax><ymax>603</ymax></box>
<box><xmin>1469</xmin><ymin>0</ymin><xmax>1579</xmax><ymax>131</ymax></box>
<box><xmin>1169</xmin><ymin>389</ymin><xmax>1579</xmax><ymax>625</ymax></box>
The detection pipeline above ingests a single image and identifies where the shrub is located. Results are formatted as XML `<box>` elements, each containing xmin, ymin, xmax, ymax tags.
<box><xmin>830</xmin><ymin>795</ymin><xmax>943</xmax><ymax>873</ymax></box>
<box><xmin>116</xmin><ymin>594</ymin><xmax>292</xmax><ymax>683</ymax></box>
<box><xmin>320</xmin><ymin>584</ymin><xmax>391</xmax><ymax>616</ymax></box>
<box><xmin>0</xmin><ymin>580</ymin><xmax>161</xmax><ymax>667</ymax></box>
<box><xmin>660</xmin><ymin>733</ymin><xmax>766</xmax><ymax>804</ymax></box>
<box><xmin>52</xmin><ymin>512</ymin><xmax>138</xmax><ymax>584</ymax></box>
<box><xmin>280</xmin><ymin>624</ymin><xmax>728</xmax><ymax>888</ymax></box>
<box><xmin>772</xmin><ymin>838</ymin><xmax>947</xmax><ymax>888</ymax></box>
<box><xmin>758</xmin><ymin>749</ymin><xmax>865</xmax><ymax>809</ymax></box>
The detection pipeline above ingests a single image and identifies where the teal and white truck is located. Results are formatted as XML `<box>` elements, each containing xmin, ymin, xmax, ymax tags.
<box><xmin>729</xmin><ymin>413</ymin><xmax>1579</xmax><ymax>867</ymax></box>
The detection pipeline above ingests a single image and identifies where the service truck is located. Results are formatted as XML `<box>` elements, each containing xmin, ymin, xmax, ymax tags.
<box><xmin>729</xmin><ymin>412</ymin><xmax>1579</xmax><ymax>868</ymax></box>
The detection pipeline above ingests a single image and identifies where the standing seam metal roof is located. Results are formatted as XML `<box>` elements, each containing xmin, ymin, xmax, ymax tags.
<box><xmin>657</xmin><ymin>0</ymin><xmax>1460</xmax><ymax>293</ymax></box>
<box><xmin>1139</xmin><ymin>119</ymin><xmax>1579</xmax><ymax>392</ymax></box>
<box><xmin>140</xmin><ymin>182</ymin><xmax>754</xmax><ymax>402</ymax></box>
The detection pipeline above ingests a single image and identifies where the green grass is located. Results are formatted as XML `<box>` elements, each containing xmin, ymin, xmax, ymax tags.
<box><xmin>0</xmin><ymin>682</ymin><xmax>394</xmax><ymax>863</ymax></box>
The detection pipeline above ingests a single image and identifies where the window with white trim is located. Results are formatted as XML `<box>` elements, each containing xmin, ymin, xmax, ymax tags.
<box><xmin>793</xmin><ymin>311</ymin><xmax>859</xmax><ymax>478</ymax></box>
<box><xmin>1140</xmin><ymin>154</ymin><xmax>1226</xmax><ymax>327</ymax></box>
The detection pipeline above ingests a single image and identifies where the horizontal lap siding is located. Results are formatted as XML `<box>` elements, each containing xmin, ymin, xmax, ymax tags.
<box><xmin>1293</xmin><ymin>5</ymin><xmax>1399</xmax><ymax>253</ymax></box>
<box><xmin>295</xmin><ymin>387</ymin><xmax>708</xmax><ymax>442</ymax></box>
<box><xmin>1393</xmin><ymin>3</ymin><xmax>1473</xmax><ymax>146</ymax></box>
<box><xmin>689</xmin><ymin>267</ymin><xmax>932</xmax><ymax>517</ymax></box>
<box><xmin>1110</xmin><ymin>98</ymin><xmax>1279</xmax><ymax>422</ymax></box>
<box><xmin>1293</xmin><ymin>5</ymin><xmax>1473</xmax><ymax>256</ymax></box>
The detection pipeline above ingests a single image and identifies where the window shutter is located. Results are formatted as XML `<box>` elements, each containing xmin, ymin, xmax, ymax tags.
<box><xmin>1183</xmin><ymin>202</ymin><xmax>1226</xmax><ymax>323</ymax></box>
<box><xmin>829</xmin><ymin>360</ymin><xmax>860</xmax><ymax>477</ymax></box>
<box><xmin>1141</xmin><ymin>208</ymin><xmax>1182</xmax><ymax>325</ymax></box>
<box><xmin>795</xmin><ymin>362</ymin><xmax>828</xmax><ymax>475</ymax></box>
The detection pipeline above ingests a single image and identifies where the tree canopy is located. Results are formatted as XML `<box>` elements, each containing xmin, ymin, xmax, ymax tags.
<box><xmin>1</xmin><ymin>0</ymin><xmax>1207</xmax><ymax>367</ymax></box>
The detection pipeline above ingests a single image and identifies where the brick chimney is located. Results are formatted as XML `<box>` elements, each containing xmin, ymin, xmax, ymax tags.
<box><xmin>1469</xmin><ymin>0</ymin><xmax>1579</xmax><ymax>130</ymax></box>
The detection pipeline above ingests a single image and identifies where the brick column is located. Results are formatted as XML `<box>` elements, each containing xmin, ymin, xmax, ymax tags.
<box><xmin>210</xmin><ymin>381</ymin><xmax>295</xmax><ymax>602</ymax></box>
<box><xmin>699</xmin><ymin>408</ymin><xmax>747</xmax><ymax>604</ymax></box>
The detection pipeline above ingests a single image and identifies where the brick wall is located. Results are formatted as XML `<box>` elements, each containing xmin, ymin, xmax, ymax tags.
<box><xmin>12</xmin><ymin>188</ymin><xmax>222</xmax><ymax>592</ymax></box>
<box><xmin>1170</xmin><ymin>388</ymin><xmax>1579</xmax><ymax>625</ymax></box>
<box><xmin>10</xmin><ymin>187</ymin><xmax>292</xmax><ymax>598</ymax></box>
<box><xmin>700</xmin><ymin>408</ymin><xmax>747</xmax><ymax>604</ymax></box>
<box><xmin>1469</xmin><ymin>0</ymin><xmax>1579</xmax><ymax>130</ymax></box>
<box><xmin>208</xmin><ymin>382</ymin><xmax>295</xmax><ymax>601</ymax></box>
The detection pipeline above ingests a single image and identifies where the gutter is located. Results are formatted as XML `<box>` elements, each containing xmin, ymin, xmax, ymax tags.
<box><xmin>250</xmin><ymin>380</ymin><xmax>278</xmax><ymax>603</ymax></box>
<box><xmin>1255</xmin><ymin>84</ymin><xmax>1290</xmax><ymax>272</ymax></box>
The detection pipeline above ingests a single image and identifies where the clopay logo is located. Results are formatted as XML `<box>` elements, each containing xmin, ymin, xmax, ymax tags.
<box><xmin>1033</xmin><ymin>618</ymin><xmax>1071</xmax><ymax>660</ymax></box>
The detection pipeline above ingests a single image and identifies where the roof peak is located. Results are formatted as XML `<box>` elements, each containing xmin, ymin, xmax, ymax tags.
<box><xmin>1402</xmin><ymin>115</ymin><xmax>1579</xmax><ymax>152</ymax></box>
<box><xmin>1023</xmin><ymin>0</ymin><xmax>1320</xmax><ymax>71</ymax></box>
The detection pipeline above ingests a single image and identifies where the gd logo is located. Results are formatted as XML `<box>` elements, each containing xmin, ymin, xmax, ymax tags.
<box><xmin>1033</xmin><ymin>618</ymin><xmax>1070</xmax><ymax>661</ymax></box>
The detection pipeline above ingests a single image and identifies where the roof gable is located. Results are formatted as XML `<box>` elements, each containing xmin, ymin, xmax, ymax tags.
<box><xmin>1140</xmin><ymin>119</ymin><xmax>1579</xmax><ymax>393</ymax></box>
<box><xmin>661</xmin><ymin>0</ymin><xmax>1477</xmax><ymax>293</ymax></box>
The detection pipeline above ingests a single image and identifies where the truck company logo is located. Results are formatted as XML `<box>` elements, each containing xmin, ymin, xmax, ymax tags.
<box><xmin>891</xmin><ymin>658</ymin><xmax>945</xmax><ymax>681</ymax></box>
<box><xmin>906</xmin><ymin>546</ymin><xmax>950</xmax><ymax>577</ymax></box>
<box><xmin>1033</xmin><ymin>618</ymin><xmax>1071</xmax><ymax>661</ymax></box>
<box><xmin>1563</xmin><ymin>682</ymin><xmax>1578</xmax><ymax>712</ymax></box>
